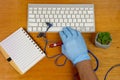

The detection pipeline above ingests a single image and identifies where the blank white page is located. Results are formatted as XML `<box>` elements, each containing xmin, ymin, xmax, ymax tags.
<box><xmin>0</xmin><ymin>27</ymin><xmax>45</xmax><ymax>74</ymax></box>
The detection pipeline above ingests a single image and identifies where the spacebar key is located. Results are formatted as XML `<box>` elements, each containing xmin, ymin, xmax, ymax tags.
<box><xmin>47</xmin><ymin>27</ymin><xmax>63</xmax><ymax>32</ymax></box>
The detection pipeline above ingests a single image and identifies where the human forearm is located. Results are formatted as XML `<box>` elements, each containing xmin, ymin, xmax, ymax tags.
<box><xmin>76</xmin><ymin>60</ymin><xmax>98</xmax><ymax>80</ymax></box>
<box><xmin>59</xmin><ymin>27</ymin><xmax>98</xmax><ymax>80</ymax></box>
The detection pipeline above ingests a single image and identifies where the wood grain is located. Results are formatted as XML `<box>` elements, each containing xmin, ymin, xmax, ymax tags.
<box><xmin>0</xmin><ymin>0</ymin><xmax>120</xmax><ymax>80</ymax></box>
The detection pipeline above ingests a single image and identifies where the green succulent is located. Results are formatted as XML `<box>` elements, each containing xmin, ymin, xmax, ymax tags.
<box><xmin>97</xmin><ymin>32</ymin><xmax>112</xmax><ymax>45</ymax></box>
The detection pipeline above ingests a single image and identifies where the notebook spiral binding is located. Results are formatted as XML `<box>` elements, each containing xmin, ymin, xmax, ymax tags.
<box><xmin>21</xmin><ymin>28</ymin><xmax>41</xmax><ymax>52</ymax></box>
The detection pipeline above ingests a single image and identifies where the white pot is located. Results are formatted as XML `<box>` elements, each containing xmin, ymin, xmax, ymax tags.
<box><xmin>95</xmin><ymin>33</ymin><xmax>112</xmax><ymax>49</ymax></box>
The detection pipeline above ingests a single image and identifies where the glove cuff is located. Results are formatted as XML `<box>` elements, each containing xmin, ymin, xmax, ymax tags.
<box><xmin>73</xmin><ymin>54</ymin><xmax>90</xmax><ymax>65</ymax></box>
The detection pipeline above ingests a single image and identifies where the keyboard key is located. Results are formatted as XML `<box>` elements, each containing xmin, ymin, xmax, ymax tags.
<box><xmin>57</xmin><ymin>23</ymin><xmax>61</xmax><ymax>26</ymax></box>
<box><xmin>89</xmin><ymin>8</ymin><xmax>93</xmax><ymax>10</ymax></box>
<box><xmin>45</xmin><ymin>19</ymin><xmax>49</xmax><ymax>22</ymax></box>
<box><xmin>85</xmin><ymin>8</ymin><xmax>88</xmax><ymax>10</ymax></box>
<box><xmin>59</xmin><ymin>19</ymin><xmax>63</xmax><ymax>22</ymax></box>
<box><xmin>37</xmin><ymin>19</ymin><xmax>40</xmax><ymax>22</ymax></box>
<box><xmin>57</xmin><ymin>8</ymin><xmax>61</xmax><ymax>10</ymax></box>
<box><xmin>43</xmin><ymin>8</ymin><xmax>47</xmax><ymax>10</ymax></box>
<box><xmin>83</xmin><ymin>11</ymin><xmax>87</xmax><ymax>14</ymax></box>
<box><xmin>87</xmin><ymin>19</ymin><xmax>92</xmax><ymax>22</ymax></box>
<box><xmin>34</xmin><ymin>8</ymin><xmax>37</xmax><ymax>10</ymax></box>
<box><xmin>68</xmin><ymin>19</ymin><xmax>72</xmax><ymax>22</ymax></box>
<box><xmin>66</xmin><ymin>23</ymin><xmax>70</xmax><ymax>26</ymax></box>
<box><xmin>62</xmin><ymin>8</ymin><xmax>65</xmax><ymax>10</ymax></box>
<box><xmin>63</xmin><ymin>15</ymin><xmax>66</xmax><ymax>18</ymax></box>
<box><xmin>85</xmin><ymin>15</ymin><xmax>89</xmax><ymax>18</ymax></box>
<box><xmin>60</xmin><ymin>11</ymin><xmax>64</xmax><ymax>14</ymax></box>
<box><xmin>85</xmin><ymin>23</ymin><xmax>94</xmax><ymax>26</ymax></box>
<box><xmin>36</xmin><ymin>15</ymin><xmax>39</xmax><ymax>18</ymax></box>
<box><xmin>53</xmin><ymin>23</ymin><xmax>56</xmax><ymax>26</ymax></box>
<box><xmin>50</xmin><ymin>19</ymin><xmax>54</xmax><ymax>22</ymax></box>
<box><xmin>38</xmin><ymin>8</ymin><xmax>42</xmax><ymax>10</ymax></box>
<box><xmin>77</xmin><ymin>19</ymin><xmax>81</xmax><ymax>22</ymax></box>
<box><xmin>42</xmin><ymin>11</ymin><xmax>46</xmax><ymax>14</ymax></box>
<box><xmin>28</xmin><ymin>27</ymin><xmax>32</xmax><ymax>32</ymax></box>
<box><xmin>47</xmin><ymin>11</ymin><xmax>51</xmax><ymax>14</ymax></box>
<box><xmin>48</xmin><ymin>8</ymin><xmax>51</xmax><ymax>10</ymax></box>
<box><xmin>76</xmin><ymin>15</ymin><xmax>80</xmax><ymax>18</ymax></box>
<box><xmin>82</xmin><ymin>19</ymin><xmax>86</xmax><ymax>22</ymax></box>
<box><xmin>29</xmin><ymin>15</ymin><xmax>35</xmax><ymax>18</ymax></box>
<box><xmin>55</xmin><ymin>19</ymin><xmax>59</xmax><ymax>22</ymax></box>
<box><xmin>54</xmin><ymin>15</ymin><xmax>57</xmax><ymax>18</ymax></box>
<box><xmin>88</xmin><ymin>11</ymin><xmax>93</xmax><ymax>14</ymax></box>
<box><xmin>81</xmin><ymin>27</ymin><xmax>86</xmax><ymax>32</ymax></box>
<box><xmin>29</xmin><ymin>11</ymin><xmax>32</xmax><ymax>14</ymax></box>
<box><xmin>80</xmin><ymin>23</ymin><xmax>83</xmax><ymax>27</ymax></box>
<box><xmin>74</xmin><ymin>11</ymin><xmax>78</xmax><ymax>14</ymax></box>
<box><xmin>77</xmin><ymin>27</ymin><xmax>81</xmax><ymax>31</ymax></box>
<box><xmin>33</xmin><ymin>27</ymin><xmax>37</xmax><ymax>31</ymax></box>
<box><xmin>39</xmin><ymin>23</ymin><xmax>43</xmax><ymax>26</ymax></box>
<box><xmin>29</xmin><ymin>23</ymin><xmax>38</xmax><ymax>26</ymax></box>
<box><xmin>40</xmin><ymin>15</ymin><xmax>44</xmax><ymax>18</ymax></box>
<box><xmin>71</xmin><ymin>8</ymin><xmax>75</xmax><ymax>10</ymax></box>
<box><xmin>33</xmin><ymin>11</ymin><xmax>37</xmax><ymax>14</ymax></box>
<box><xmin>58</xmin><ymin>15</ymin><xmax>62</xmax><ymax>18</ymax></box>
<box><xmin>67</xmin><ymin>15</ymin><xmax>71</xmax><ymax>18</ymax></box>
<box><xmin>75</xmin><ymin>23</ymin><xmax>79</xmax><ymax>27</ymax></box>
<box><xmin>49</xmin><ymin>15</ymin><xmax>53</xmax><ymax>18</ymax></box>
<box><xmin>38</xmin><ymin>11</ymin><xmax>42</xmax><ymax>14</ymax></box>
<box><xmin>81</xmin><ymin>15</ymin><xmax>84</xmax><ymax>18</ymax></box>
<box><xmin>42</xmin><ymin>27</ymin><xmax>47</xmax><ymax>31</ymax></box>
<box><xmin>56</xmin><ymin>11</ymin><xmax>60</xmax><ymax>14</ymax></box>
<box><xmin>48</xmin><ymin>27</ymin><xmax>62</xmax><ymax>32</ymax></box>
<box><xmin>64</xmin><ymin>19</ymin><xmax>67</xmax><ymax>22</ymax></box>
<box><xmin>52</xmin><ymin>11</ymin><xmax>55</xmax><ymax>14</ymax></box>
<box><xmin>45</xmin><ymin>15</ymin><xmax>48</xmax><ymax>18</ymax></box>
<box><xmin>79</xmin><ymin>11</ymin><xmax>82</xmax><ymax>14</ymax></box>
<box><xmin>76</xmin><ymin>8</ymin><xmax>79</xmax><ymax>10</ymax></box>
<box><xmin>70</xmin><ymin>11</ymin><xmax>73</xmax><ymax>14</ymax></box>
<box><xmin>72</xmin><ymin>15</ymin><xmax>76</xmax><ymax>18</ymax></box>
<box><xmin>66</xmin><ymin>8</ymin><xmax>70</xmax><ymax>10</ymax></box>
<box><xmin>29</xmin><ymin>19</ymin><xmax>35</xmax><ymax>22</ymax></box>
<box><xmin>29</xmin><ymin>8</ymin><xmax>33</xmax><ymax>10</ymax></box>
<box><xmin>38</xmin><ymin>27</ymin><xmax>41</xmax><ymax>31</ymax></box>
<box><xmin>73</xmin><ymin>19</ymin><xmax>77</xmax><ymax>22</ymax></box>
<box><xmin>71</xmin><ymin>23</ymin><xmax>75</xmax><ymax>26</ymax></box>
<box><xmin>86</xmin><ymin>27</ymin><xmax>90</xmax><ymax>31</ymax></box>
<box><xmin>65</xmin><ymin>11</ymin><xmax>69</xmax><ymax>14</ymax></box>
<box><xmin>52</xmin><ymin>8</ymin><xmax>56</xmax><ymax>10</ymax></box>
<box><xmin>41</xmin><ymin>19</ymin><xmax>45</xmax><ymax>22</ymax></box>
<box><xmin>90</xmin><ymin>15</ymin><xmax>94</xmax><ymax>18</ymax></box>
<box><xmin>43</xmin><ymin>23</ymin><xmax>47</xmax><ymax>27</ymax></box>
<box><xmin>80</xmin><ymin>8</ymin><xmax>84</xmax><ymax>10</ymax></box>
<box><xmin>62</xmin><ymin>23</ymin><xmax>66</xmax><ymax>26</ymax></box>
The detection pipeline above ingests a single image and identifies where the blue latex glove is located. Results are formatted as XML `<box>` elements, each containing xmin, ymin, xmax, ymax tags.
<box><xmin>59</xmin><ymin>27</ymin><xmax>90</xmax><ymax>65</ymax></box>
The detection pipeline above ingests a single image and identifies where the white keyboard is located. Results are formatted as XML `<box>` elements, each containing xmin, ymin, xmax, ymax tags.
<box><xmin>27</xmin><ymin>4</ymin><xmax>95</xmax><ymax>32</ymax></box>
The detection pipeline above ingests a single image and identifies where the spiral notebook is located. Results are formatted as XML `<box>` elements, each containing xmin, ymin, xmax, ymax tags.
<box><xmin>0</xmin><ymin>27</ymin><xmax>45</xmax><ymax>74</ymax></box>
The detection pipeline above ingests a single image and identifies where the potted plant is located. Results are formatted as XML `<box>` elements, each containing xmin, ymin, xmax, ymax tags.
<box><xmin>95</xmin><ymin>32</ymin><xmax>112</xmax><ymax>48</ymax></box>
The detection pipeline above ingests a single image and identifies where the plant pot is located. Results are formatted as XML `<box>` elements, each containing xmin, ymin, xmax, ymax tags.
<box><xmin>95</xmin><ymin>33</ymin><xmax>112</xmax><ymax>49</ymax></box>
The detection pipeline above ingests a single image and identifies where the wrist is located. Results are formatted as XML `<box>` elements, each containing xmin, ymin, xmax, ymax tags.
<box><xmin>73</xmin><ymin>54</ymin><xmax>90</xmax><ymax>65</ymax></box>
<box><xmin>76</xmin><ymin>60</ymin><xmax>98</xmax><ymax>80</ymax></box>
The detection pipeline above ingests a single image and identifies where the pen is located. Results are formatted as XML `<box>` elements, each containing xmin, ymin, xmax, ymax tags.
<box><xmin>49</xmin><ymin>41</ymin><xmax>63</xmax><ymax>48</ymax></box>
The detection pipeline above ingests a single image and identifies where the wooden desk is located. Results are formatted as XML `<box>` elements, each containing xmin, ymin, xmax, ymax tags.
<box><xmin>0</xmin><ymin>0</ymin><xmax>120</xmax><ymax>80</ymax></box>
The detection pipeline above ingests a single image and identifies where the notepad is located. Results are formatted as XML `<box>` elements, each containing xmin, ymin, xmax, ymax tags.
<box><xmin>0</xmin><ymin>27</ymin><xmax>45</xmax><ymax>74</ymax></box>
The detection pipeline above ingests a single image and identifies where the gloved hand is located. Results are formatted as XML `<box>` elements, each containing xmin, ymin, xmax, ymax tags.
<box><xmin>59</xmin><ymin>27</ymin><xmax>90</xmax><ymax>65</ymax></box>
